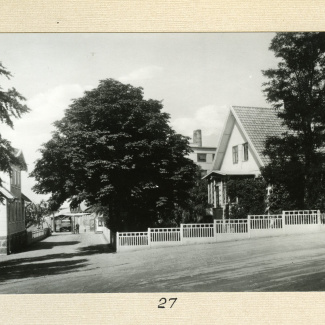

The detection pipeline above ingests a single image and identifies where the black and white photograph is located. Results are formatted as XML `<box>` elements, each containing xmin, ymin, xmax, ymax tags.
<box><xmin>1</xmin><ymin>32</ymin><xmax>325</xmax><ymax>296</ymax></box>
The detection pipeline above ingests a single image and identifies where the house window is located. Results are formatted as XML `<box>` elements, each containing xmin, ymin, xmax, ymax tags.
<box><xmin>11</xmin><ymin>170</ymin><xmax>15</xmax><ymax>185</ymax></box>
<box><xmin>232</xmin><ymin>146</ymin><xmax>238</xmax><ymax>164</ymax></box>
<box><xmin>197</xmin><ymin>153</ymin><xmax>207</xmax><ymax>162</ymax></box>
<box><xmin>243</xmin><ymin>142</ymin><xmax>249</xmax><ymax>161</ymax></box>
<box><xmin>11</xmin><ymin>168</ymin><xmax>21</xmax><ymax>187</ymax></box>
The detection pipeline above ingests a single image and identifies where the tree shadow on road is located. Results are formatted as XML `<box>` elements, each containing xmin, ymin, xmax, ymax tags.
<box><xmin>25</xmin><ymin>241</ymin><xmax>81</xmax><ymax>251</ymax></box>
<box><xmin>0</xmin><ymin>244</ymin><xmax>115</xmax><ymax>284</ymax></box>
<box><xmin>0</xmin><ymin>259</ymin><xmax>89</xmax><ymax>283</ymax></box>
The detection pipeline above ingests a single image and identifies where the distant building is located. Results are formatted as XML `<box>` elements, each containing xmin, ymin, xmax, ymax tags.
<box><xmin>188</xmin><ymin>130</ymin><xmax>217</xmax><ymax>177</ymax></box>
<box><xmin>0</xmin><ymin>149</ymin><xmax>31</xmax><ymax>255</ymax></box>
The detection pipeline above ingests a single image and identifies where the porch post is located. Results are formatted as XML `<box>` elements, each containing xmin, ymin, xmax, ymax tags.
<box><xmin>213</xmin><ymin>179</ymin><xmax>217</xmax><ymax>208</ymax></box>
<box><xmin>220</xmin><ymin>179</ymin><xmax>223</xmax><ymax>207</ymax></box>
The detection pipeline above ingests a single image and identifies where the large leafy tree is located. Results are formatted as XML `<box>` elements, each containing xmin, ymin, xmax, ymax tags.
<box><xmin>162</xmin><ymin>166</ymin><xmax>213</xmax><ymax>226</ymax></box>
<box><xmin>261</xmin><ymin>32</ymin><xmax>325</xmax><ymax>209</ymax></box>
<box><xmin>31</xmin><ymin>79</ymin><xmax>197</xmax><ymax>231</ymax></box>
<box><xmin>25</xmin><ymin>200</ymin><xmax>50</xmax><ymax>228</ymax></box>
<box><xmin>0</xmin><ymin>62</ymin><xmax>30</xmax><ymax>190</ymax></box>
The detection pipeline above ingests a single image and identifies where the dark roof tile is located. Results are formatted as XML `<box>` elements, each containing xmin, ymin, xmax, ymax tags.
<box><xmin>232</xmin><ymin>106</ymin><xmax>287</xmax><ymax>165</ymax></box>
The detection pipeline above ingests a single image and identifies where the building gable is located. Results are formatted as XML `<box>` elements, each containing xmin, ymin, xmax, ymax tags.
<box><xmin>232</xmin><ymin>106</ymin><xmax>286</xmax><ymax>166</ymax></box>
<box><xmin>211</xmin><ymin>106</ymin><xmax>286</xmax><ymax>175</ymax></box>
<box><xmin>219</xmin><ymin>120</ymin><xmax>261</xmax><ymax>174</ymax></box>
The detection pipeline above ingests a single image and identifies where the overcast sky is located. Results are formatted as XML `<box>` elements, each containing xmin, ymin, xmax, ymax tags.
<box><xmin>0</xmin><ymin>33</ymin><xmax>278</xmax><ymax>202</ymax></box>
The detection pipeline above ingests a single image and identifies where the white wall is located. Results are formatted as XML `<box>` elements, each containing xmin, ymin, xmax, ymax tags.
<box><xmin>220</xmin><ymin>121</ymin><xmax>260</xmax><ymax>174</ymax></box>
<box><xmin>188</xmin><ymin>147</ymin><xmax>216</xmax><ymax>172</ymax></box>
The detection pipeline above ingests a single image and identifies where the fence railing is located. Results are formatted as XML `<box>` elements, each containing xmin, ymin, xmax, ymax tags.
<box><xmin>150</xmin><ymin>228</ymin><xmax>181</xmax><ymax>242</ymax></box>
<box><xmin>27</xmin><ymin>228</ymin><xmax>50</xmax><ymax>245</ymax></box>
<box><xmin>215</xmin><ymin>219</ymin><xmax>248</xmax><ymax>233</ymax></box>
<box><xmin>32</xmin><ymin>229</ymin><xmax>47</xmax><ymax>239</ymax></box>
<box><xmin>321</xmin><ymin>214</ymin><xmax>325</xmax><ymax>224</ymax></box>
<box><xmin>118</xmin><ymin>232</ymin><xmax>148</xmax><ymax>247</ymax></box>
<box><xmin>114</xmin><ymin>210</ymin><xmax>323</xmax><ymax>252</ymax></box>
<box><xmin>284</xmin><ymin>210</ymin><xmax>318</xmax><ymax>225</ymax></box>
<box><xmin>182</xmin><ymin>224</ymin><xmax>214</xmax><ymax>238</ymax></box>
<box><xmin>250</xmin><ymin>215</ymin><xmax>283</xmax><ymax>229</ymax></box>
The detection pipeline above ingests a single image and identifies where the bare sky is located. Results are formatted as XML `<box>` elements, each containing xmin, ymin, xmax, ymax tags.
<box><xmin>0</xmin><ymin>33</ymin><xmax>278</xmax><ymax>202</ymax></box>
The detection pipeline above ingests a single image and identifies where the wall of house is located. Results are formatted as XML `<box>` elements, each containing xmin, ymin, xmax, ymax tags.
<box><xmin>0</xmin><ymin>166</ymin><xmax>27</xmax><ymax>254</ymax></box>
<box><xmin>8</xmin><ymin>166</ymin><xmax>25</xmax><ymax>236</ymax></box>
<box><xmin>0</xmin><ymin>199</ymin><xmax>8</xmax><ymax>254</ymax></box>
<box><xmin>188</xmin><ymin>147</ymin><xmax>216</xmax><ymax>174</ymax></box>
<box><xmin>219</xmin><ymin>121</ymin><xmax>260</xmax><ymax>174</ymax></box>
<box><xmin>0</xmin><ymin>200</ymin><xmax>7</xmax><ymax>237</ymax></box>
<box><xmin>8</xmin><ymin>200</ymin><xmax>25</xmax><ymax>235</ymax></box>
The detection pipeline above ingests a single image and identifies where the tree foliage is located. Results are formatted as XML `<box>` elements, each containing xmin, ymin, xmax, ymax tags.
<box><xmin>226</xmin><ymin>177</ymin><xmax>267</xmax><ymax>219</ymax></box>
<box><xmin>261</xmin><ymin>32</ymin><xmax>325</xmax><ymax>209</ymax></box>
<box><xmin>25</xmin><ymin>200</ymin><xmax>51</xmax><ymax>228</ymax></box>
<box><xmin>0</xmin><ymin>62</ymin><xmax>30</xmax><ymax>189</ymax></box>
<box><xmin>31</xmin><ymin>79</ymin><xmax>197</xmax><ymax>231</ymax></box>
<box><xmin>160</xmin><ymin>166</ymin><xmax>213</xmax><ymax>226</ymax></box>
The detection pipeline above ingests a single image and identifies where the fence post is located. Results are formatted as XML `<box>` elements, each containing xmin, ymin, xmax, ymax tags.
<box><xmin>116</xmin><ymin>232</ymin><xmax>119</xmax><ymax>252</ymax></box>
<box><xmin>317</xmin><ymin>210</ymin><xmax>321</xmax><ymax>229</ymax></box>
<box><xmin>180</xmin><ymin>224</ymin><xmax>184</xmax><ymax>245</ymax></box>
<box><xmin>282</xmin><ymin>211</ymin><xmax>286</xmax><ymax>235</ymax></box>
<box><xmin>247</xmin><ymin>215</ymin><xmax>251</xmax><ymax>238</ymax></box>
<box><xmin>148</xmin><ymin>228</ymin><xmax>151</xmax><ymax>248</ymax></box>
<box><xmin>213</xmin><ymin>219</ymin><xmax>217</xmax><ymax>242</ymax></box>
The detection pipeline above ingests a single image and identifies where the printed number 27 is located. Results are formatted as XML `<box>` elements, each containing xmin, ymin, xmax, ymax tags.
<box><xmin>158</xmin><ymin>298</ymin><xmax>177</xmax><ymax>308</ymax></box>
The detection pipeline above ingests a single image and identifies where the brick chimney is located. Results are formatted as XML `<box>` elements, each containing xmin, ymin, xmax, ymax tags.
<box><xmin>193</xmin><ymin>129</ymin><xmax>202</xmax><ymax>147</ymax></box>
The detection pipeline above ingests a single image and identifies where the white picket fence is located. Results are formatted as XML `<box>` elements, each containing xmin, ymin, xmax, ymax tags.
<box><xmin>150</xmin><ymin>228</ymin><xmax>181</xmax><ymax>247</ymax></box>
<box><xmin>115</xmin><ymin>210</ymin><xmax>324</xmax><ymax>252</ymax></box>
<box><xmin>215</xmin><ymin>219</ymin><xmax>250</xmax><ymax>242</ymax></box>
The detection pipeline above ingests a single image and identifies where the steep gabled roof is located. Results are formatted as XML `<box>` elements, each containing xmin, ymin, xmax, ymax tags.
<box><xmin>232</xmin><ymin>106</ymin><xmax>287</xmax><ymax>165</ymax></box>
<box><xmin>13</xmin><ymin>148</ymin><xmax>28</xmax><ymax>171</ymax></box>
<box><xmin>211</xmin><ymin>106</ymin><xmax>287</xmax><ymax>173</ymax></box>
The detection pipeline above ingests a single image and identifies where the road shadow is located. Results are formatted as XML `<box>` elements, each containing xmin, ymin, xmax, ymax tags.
<box><xmin>25</xmin><ymin>241</ymin><xmax>81</xmax><ymax>251</ymax></box>
<box><xmin>0</xmin><ymin>259</ymin><xmax>89</xmax><ymax>284</ymax></box>
<box><xmin>0</xmin><ymin>244</ymin><xmax>115</xmax><ymax>284</ymax></box>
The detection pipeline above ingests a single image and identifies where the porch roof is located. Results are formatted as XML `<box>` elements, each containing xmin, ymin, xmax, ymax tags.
<box><xmin>53</xmin><ymin>212</ymin><xmax>91</xmax><ymax>217</ymax></box>
<box><xmin>202</xmin><ymin>170</ymin><xmax>257</xmax><ymax>179</ymax></box>
<box><xmin>0</xmin><ymin>186</ymin><xmax>15</xmax><ymax>199</ymax></box>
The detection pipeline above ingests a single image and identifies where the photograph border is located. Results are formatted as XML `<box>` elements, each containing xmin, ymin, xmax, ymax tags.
<box><xmin>1</xmin><ymin>1</ymin><xmax>325</xmax><ymax>324</ymax></box>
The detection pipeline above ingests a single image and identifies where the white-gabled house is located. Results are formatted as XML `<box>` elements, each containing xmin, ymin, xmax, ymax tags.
<box><xmin>204</xmin><ymin>106</ymin><xmax>286</xmax><ymax>218</ymax></box>
<box><xmin>0</xmin><ymin>149</ymin><xmax>31</xmax><ymax>255</ymax></box>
